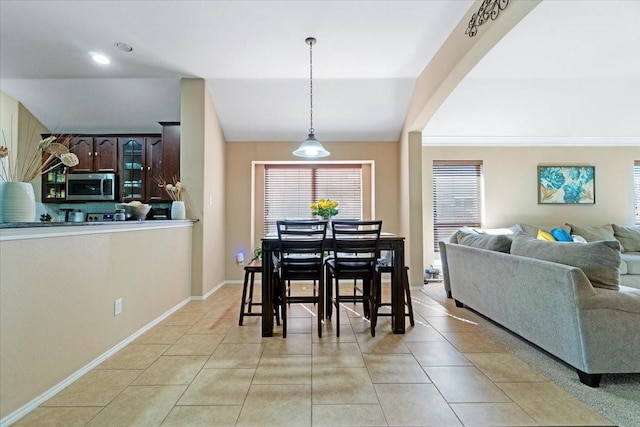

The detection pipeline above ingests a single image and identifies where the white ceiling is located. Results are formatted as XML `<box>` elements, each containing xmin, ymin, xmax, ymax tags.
<box><xmin>423</xmin><ymin>0</ymin><xmax>640</xmax><ymax>144</ymax></box>
<box><xmin>1</xmin><ymin>0</ymin><xmax>639</xmax><ymax>144</ymax></box>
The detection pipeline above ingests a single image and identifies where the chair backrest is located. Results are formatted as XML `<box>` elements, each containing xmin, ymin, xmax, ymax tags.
<box><xmin>331</xmin><ymin>220</ymin><xmax>382</xmax><ymax>273</ymax></box>
<box><xmin>276</xmin><ymin>220</ymin><xmax>328</xmax><ymax>277</ymax></box>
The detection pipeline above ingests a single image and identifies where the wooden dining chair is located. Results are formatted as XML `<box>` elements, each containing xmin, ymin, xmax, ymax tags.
<box><xmin>276</xmin><ymin>219</ymin><xmax>328</xmax><ymax>338</ymax></box>
<box><xmin>325</xmin><ymin>220</ymin><xmax>382</xmax><ymax>337</ymax></box>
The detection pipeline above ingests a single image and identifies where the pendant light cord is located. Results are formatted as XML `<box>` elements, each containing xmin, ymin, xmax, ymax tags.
<box><xmin>309</xmin><ymin>37</ymin><xmax>314</xmax><ymax>134</ymax></box>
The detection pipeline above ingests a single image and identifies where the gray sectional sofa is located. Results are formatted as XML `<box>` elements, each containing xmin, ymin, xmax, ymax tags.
<box><xmin>439</xmin><ymin>223</ymin><xmax>640</xmax><ymax>387</ymax></box>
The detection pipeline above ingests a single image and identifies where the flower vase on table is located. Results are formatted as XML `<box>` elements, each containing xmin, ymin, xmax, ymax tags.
<box><xmin>311</xmin><ymin>198</ymin><xmax>339</xmax><ymax>231</ymax></box>
<box><xmin>322</xmin><ymin>215</ymin><xmax>332</xmax><ymax>230</ymax></box>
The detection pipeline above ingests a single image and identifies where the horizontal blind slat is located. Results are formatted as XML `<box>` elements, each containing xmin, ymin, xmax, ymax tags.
<box><xmin>432</xmin><ymin>161</ymin><xmax>483</xmax><ymax>251</ymax></box>
<box><xmin>264</xmin><ymin>164</ymin><xmax>363</xmax><ymax>235</ymax></box>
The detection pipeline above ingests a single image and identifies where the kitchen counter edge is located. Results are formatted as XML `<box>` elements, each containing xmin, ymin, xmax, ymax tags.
<box><xmin>0</xmin><ymin>219</ymin><xmax>198</xmax><ymax>241</ymax></box>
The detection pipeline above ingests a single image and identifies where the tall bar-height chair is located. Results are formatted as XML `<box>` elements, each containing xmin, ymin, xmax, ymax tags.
<box><xmin>325</xmin><ymin>220</ymin><xmax>382</xmax><ymax>337</ymax></box>
<box><xmin>276</xmin><ymin>219</ymin><xmax>328</xmax><ymax>338</ymax></box>
<box><xmin>239</xmin><ymin>259</ymin><xmax>281</xmax><ymax>326</ymax></box>
<box><xmin>374</xmin><ymin>253</ymin><xmax>415</xmax><ymax>328</ymax></box>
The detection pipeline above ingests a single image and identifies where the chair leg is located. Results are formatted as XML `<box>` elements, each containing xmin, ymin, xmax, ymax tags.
<box><xmin>247</xmin><ymin>271</ymin><xmax>255</xmax><ymax>313</ymax></box>
<box><xmin>334</xmin><ymin>277</ymin><xmax>341</xmax><ymax>338</ymax></box>
<box><xmin>238</xmin><ymin>269</ymin><xmax>251</xmax><ymax>326</ymax></box>
<box><xmin>363</xmin><ymin>279</ymin><xmax>371</xmax><ymax>319</ymax></box>
<box><xmin>370</xmin><ymin>278</ymin><xmax>377</xmax><ymax>337</ymax></box>
<box><xmin>325</xmin><ymin>265</ymin><xmax>333</xmax><ymax>320</ymax></box>
<box><xmin>281</xmin><ymin>277</ymin><xmax>288</xmax><ymax>338</ymax></box>
<box><xmin>403</xmin><ymin>267</ymin><xmax>415</xmax><ymax>327</ymax></box>
<box><xmin>318</xmin><ymin>275</ymin><xmax>323</xmax><ymax>338</ymax></box>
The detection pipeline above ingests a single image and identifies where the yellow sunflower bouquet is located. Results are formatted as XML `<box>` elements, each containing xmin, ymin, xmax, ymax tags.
<box><xmin>310</xmin><ymin>198</ymin><xmax>339</xmax><ymax>219</ymax></box>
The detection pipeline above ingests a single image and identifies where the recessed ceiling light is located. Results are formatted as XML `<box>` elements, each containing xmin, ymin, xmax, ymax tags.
<box><xmin>91</xmin><ymin>53</ymin><xmax>110</xmax><ymax>65</ymax></box>
<box><xmin>114</xmin><ymin>42</ymin><xmax>133</xmax><ymax>52</ymax></box>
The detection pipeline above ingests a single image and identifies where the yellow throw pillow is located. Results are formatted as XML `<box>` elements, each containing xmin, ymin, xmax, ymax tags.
<box><xmin>537</xmin><ymin>229</ymin><xmax>556</xmax><ymax>241</ymax></box>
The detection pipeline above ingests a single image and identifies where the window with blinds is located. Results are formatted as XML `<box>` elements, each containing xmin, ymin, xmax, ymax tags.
<box><xmin>432</xmin><ymin>160</ymin><xmax>483</xmax><ymax>251</ymax></box>
<box><xmin>264</xmin><ymin>164</ymin><xmax>362</xmax><ymax>235</ymax></box>
<box><xmin>635</xmin><ymin>161</ymin><xmax>640</xmax><ymax>225</ymax></box>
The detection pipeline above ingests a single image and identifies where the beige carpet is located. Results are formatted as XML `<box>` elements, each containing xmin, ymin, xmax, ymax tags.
<box><xmin>421</xmin><ymin>282</ymin><xmax>640</xmax><ymax>427</ymax></box>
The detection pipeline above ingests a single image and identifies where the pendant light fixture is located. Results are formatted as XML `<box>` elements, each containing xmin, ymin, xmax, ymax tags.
<box><xmin>293</xmin><ymin>37</ymin><xmax>330</xmax><ymax>158</ymax></box>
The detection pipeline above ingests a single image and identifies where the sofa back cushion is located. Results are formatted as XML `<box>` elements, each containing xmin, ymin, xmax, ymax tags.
<box><xmin>455</xmin><ymin>228</ymin><xmax>513</xmax><ymax>253</ymax></box>
<box><xmin>510</xmin><ymin>234</ymin><xmax>621</xmax><ymax>291</ymax></box>
<box><xmin>566</xmin><ymin>223</ymin><xmax>616</xmax><ymax>243</ymax></box>
<box><xmin>518</xmin><ymin>223</ymin><xmax>570</xmax><ymax>238</ymax></box>
<box><xmin>612</xmin><ymin>224</ymin><xmax>640</xmax><ymax>253</ymax></box>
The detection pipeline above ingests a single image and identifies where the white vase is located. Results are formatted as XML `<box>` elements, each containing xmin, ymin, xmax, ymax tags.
<box><xmin>171</xmin><ymin>200</ymin><xmax>186</xmax><ymax>220</ymax></box>
<box><xmin>0</xmin><ymin>182</ymin><xmax>36</xmax><ymax>223</ymax></box>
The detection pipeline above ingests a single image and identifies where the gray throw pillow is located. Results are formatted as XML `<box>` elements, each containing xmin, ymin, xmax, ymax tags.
<box><xmin>612</xmin><ymin>224</ymin><xmax>640</xmax><ymax>253</ymax></box>
<box><xmin>456</xmin><ymin>229</ymin><xmax>513</xmax><ymax>253</ymax></box>
<box><xmin>510</xmin><ymin>234</ymin><xmax>621</xmax><ymax>291</ymax></box>
<box><xmin>566</xmin><ymin>223</ymin><xmax>616</xmax><ymax>242</ymax></box>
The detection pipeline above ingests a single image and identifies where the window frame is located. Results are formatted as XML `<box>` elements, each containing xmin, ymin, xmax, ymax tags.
<box><xmin>635</xmin><ymin>160</ymin><xmax>640</xmax><ymax>225</ymax></box>
<box><xmin>252</xmin><ymin>161</ymin><xmax>375</xmax><ymax>247</ymax></box>
<box><xmin>432</xmin><ymin>160</ymin><xmax>483</xmax><ymax>251</ymax></box>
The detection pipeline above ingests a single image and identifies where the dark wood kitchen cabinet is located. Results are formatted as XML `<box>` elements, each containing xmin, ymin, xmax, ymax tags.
<box><xmin>160</xmin><ymin>122</ymin><xmax>180</xmax><ymax>183</ymax></box>
<box><xmin>119</xmin><ymin>124</ymin><xmax>180</xmax><ymax>202</ymax></box>
<box><xmin>69</xmin><ymin>136</ymin><xmax>117</xmax><ymax>173</ymax></box>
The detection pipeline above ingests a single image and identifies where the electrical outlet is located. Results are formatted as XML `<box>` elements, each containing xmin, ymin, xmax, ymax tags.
<box><xmin>114</xmin><ymin>298</ymin><xmax>123</xmax><ymax>316</ymax></box>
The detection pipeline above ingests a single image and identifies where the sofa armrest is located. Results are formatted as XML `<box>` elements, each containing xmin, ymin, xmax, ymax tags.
<box><xmin>438</xmin><ymin>240</ymin><xmax>452</xmax><ymax>298</ymax></box>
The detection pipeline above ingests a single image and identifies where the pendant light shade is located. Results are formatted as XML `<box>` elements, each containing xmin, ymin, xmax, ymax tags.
<box><xmin>293</xmin><ymin>133</ymin><xmax>329</xmax><ymax>158</ymax></box>
<box><xmin>293</xmin><ymin>37</ymin><xmax>330</xmax><ymax>159</ymax></box>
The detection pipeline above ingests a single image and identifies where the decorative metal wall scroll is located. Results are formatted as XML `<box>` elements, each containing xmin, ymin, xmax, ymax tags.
<box><xmin>465</xmin><ymin>0</ymin><xmax>510</xmax><ymax>37</ymax></box>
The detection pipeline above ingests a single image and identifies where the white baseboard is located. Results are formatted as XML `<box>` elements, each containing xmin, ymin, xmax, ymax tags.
<box><xmin>0</xmin><ymin>295</ymin><xmax>195</xmax><ymax>427</ymax></box>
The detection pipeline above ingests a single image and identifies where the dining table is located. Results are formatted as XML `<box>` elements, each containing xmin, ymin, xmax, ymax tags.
<box><xmin>261</xmin><ymin>233</ymin><xmax>407</xmax><ymax>337</ymax></box>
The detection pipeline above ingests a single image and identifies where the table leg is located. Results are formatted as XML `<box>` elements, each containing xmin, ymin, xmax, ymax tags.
<box><xmin>261</xmin><ymin>242</ymin><xmax>274</xmax><ymax>337</ymax></box>
<box><xmin>391</xmin><ymin>240</ymin><xmax>406</xmax><ymax>334</ymax></box>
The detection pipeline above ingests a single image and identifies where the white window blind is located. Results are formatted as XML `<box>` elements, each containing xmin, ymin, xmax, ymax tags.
<box><xmin>433</xmin><ymin>160</ymin><xmax>483</xmax><ymax>251</ymax></box>
<box><xmin>635</xmin><ymin>161</ymin><xmax>640</xmax><ymax>225</ymax></box>
<box><xmin>264</xmin><ymin>164</ymin><xmax>362</xmax><ymax>235</ymax></box>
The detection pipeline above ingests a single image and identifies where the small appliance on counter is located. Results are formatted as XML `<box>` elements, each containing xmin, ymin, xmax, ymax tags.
<box><xmin>149</xmin><ymin>206</ymin><xmax>170</xmax><ymax>220</ymax></box>
<box><xmin>86</xmin><ymin>212</ymin><xmax>117</xmax><ymax>222</ymax></box>
<box><xmin>69</xmin><ymin>210</ymin><xmax>85</xmax><ymax>222</ymax></box>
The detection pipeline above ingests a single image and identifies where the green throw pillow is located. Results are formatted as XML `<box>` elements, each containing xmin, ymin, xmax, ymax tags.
<box><xmin>510</xmin><ymin>234</ymin><xmax>621</xmax><ymax>291</ymax></box>
<box><xmin>612</xmin><ymin>224</ymin><xmax>640</xmax><ymax>253</ymax></box>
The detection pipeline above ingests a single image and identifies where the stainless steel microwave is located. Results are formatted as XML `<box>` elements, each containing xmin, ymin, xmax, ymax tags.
<box><xmin>66</xmin><ymin>173</ymin><xmax>116</xmax><ymax>201</ymax></box>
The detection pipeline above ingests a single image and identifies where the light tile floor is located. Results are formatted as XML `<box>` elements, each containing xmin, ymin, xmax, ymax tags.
<box><xmin>15</xmin><ymin>283</ymin><xmax>612</xmax><ymax>426</ymax></box>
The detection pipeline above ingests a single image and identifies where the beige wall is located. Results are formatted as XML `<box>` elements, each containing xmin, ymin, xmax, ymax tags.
<box><xmin>224</xmin><ymin>140</ymin><xmax>399</xmax><ymax>281</ymax></box>
<box><xmin>0</xmin><ymin>225</ymin><xmax>193</xmax><ymax>419</ymax></box>
<box><xmin>397</xmin><ymin>1</ymin><xmax>541</xmax><ymax>286</ymax></box>
<box><xmin>0</xmin><ymin>92</ymin><xmax>48</xmax><ymax>196</ymax></box>
<box><xmin>180</xmin><ymin>79</ymin><xmax>227</xmax><ymax>297</ymax></box>
<box><xmin>422</xmin><ymin>145</ymin><xmax>640</xmax><ymax>266</ymax></box>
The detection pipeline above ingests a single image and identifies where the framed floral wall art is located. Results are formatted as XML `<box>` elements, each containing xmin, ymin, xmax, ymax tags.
<box><xmin>538</xmin><ymin>166</ymin><xmax>595</xmax><ymax>204</ymax></box>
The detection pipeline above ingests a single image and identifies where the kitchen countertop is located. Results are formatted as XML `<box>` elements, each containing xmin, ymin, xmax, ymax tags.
<box><xmin>0</xmin><ymin>219</ymin><xmax>197</xmax><ymax>241</ymax></box>
<box><xmin>0</xmin><ymin>219</ymin><xmax>195</xmax><ymax>229</ymax></box>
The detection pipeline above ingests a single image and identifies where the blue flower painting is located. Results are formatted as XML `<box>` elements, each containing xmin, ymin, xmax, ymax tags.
<box><xmin>538</xmin><ymin>166</ymin><xmax>595</xmax><ymax>204</ymax></box>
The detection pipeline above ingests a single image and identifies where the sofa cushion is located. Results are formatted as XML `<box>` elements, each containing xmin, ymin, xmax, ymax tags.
<box><xmin>566</xmin><ymin>223</ymin><xmax>616</xmax><ymax>243</ymax></box>
<box><xmin>612</xmin><ymin>224</ymin><xmax>640</xmax><ymax>253</ymax></box>
<box><xmin>621</xmin><ymin>252</ymin><xmax>640</xmax><ymax>275</ymax></box>
<box><xmin>455</xmin><ymin>229</ymin><xmax>513</xmax><ymax>253</ymax></box>
<box><xmin>510</xmin><ymin>234</ymin><xmax>621</xmax><ymax>291</ymax></box>
<box><xmin>518</xmin><ymin>223</ymin><xmax>570</xmax><ymax>238</ymax></box>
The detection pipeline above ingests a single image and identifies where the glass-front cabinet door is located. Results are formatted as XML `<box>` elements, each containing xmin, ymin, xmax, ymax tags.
<box><xmin>120</xmin><ymin>137</ymin><xmax>145</xmax><ymax>200</ymax></box>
